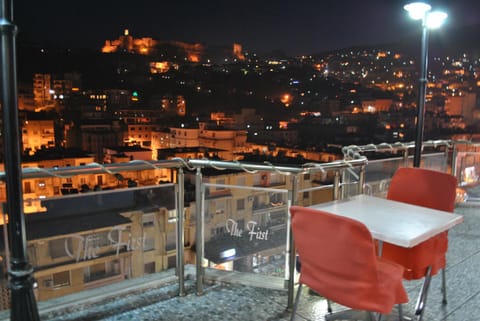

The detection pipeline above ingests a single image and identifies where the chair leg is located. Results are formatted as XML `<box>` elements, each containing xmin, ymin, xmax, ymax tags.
<box><xmin>290</xmin><ymin>283</ymin><xmax>303</xmax><ymax>321</ymax></box>
<box><xmin>441</xmin><ymin>268</ymin><xmax>447</xmax><ymax>305</ymax></box>
<box><xmin>365</xmin><ymin>311</ymin><xmax>385</xmax><ymax>321</ymax></box>
<box><xmin>398</xmin><ymin>304</ymin><xmax>403</xmax><ymax>321</ymax></box>
<box><xmin>415</xmin><ymin>266</ymin><xmax>433</xmax><ymax>321</ymax></box>
<box><xmin>327</xmin><ymin>299</ymin><xmax>332</xmax><ymax>313</ymax></box>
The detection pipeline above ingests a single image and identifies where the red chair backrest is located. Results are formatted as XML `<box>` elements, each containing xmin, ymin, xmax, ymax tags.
<box><xmin>290</xmin><ymin>206</ymin><xmax>385</xmax><ymax>311</ymax></box>
<box><xmin>383</xmin><ymin>167</ymin><xmax>458</xmax><ymax>279</ymax></box>
<box><xmin>387</xmin><ymin>167</ymin><xmax>457</xmax><ymax>212</ymax></box>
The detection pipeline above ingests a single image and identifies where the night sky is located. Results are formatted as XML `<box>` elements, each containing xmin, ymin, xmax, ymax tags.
<box><xmin>12</xmin><ymin>0</ymin><xmax>480</xmax><ymax>55</ymax></box>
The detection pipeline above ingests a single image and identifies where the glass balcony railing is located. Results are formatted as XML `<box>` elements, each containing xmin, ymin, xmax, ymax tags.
<box><xmin>452</xmin><ymin>140</ymin><xmax>480</xmax><ymax>203</ymax></box>
<box><xmin>0</xmin><ymin>139</ymin><xmax>478</xmax><ymax>314</ymax></box>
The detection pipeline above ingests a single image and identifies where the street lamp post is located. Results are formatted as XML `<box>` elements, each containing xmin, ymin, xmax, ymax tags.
<box><xmin>0</xmin><ymin>0</ymin><xmax>41</xmax><ymax>320</ymax></box>
<box><xmin>404</xmin><ymin>2</ymin><xmax>447</xmax><ymax>167</ymax></box>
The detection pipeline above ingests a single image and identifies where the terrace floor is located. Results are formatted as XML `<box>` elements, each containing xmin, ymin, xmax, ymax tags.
<box><xmin>0</xmin><ymin>205</ymin><xmax>478</xmax><ymax>321</ymax></box>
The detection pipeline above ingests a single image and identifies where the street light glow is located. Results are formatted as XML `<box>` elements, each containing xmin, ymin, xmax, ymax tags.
<box><xmin>404</xmin><ymin>2</ymin><xmax>431</xmax><ymax>20</ymax></box>
<box><xmin>426</xmin><ymin>11</ymin><xmax>448</xmax><ymax>29</ymax></box>
<box><xmin>404</xmin><ymin>2</ymin><xmax>448</xmax><ymax>29</ymax></box>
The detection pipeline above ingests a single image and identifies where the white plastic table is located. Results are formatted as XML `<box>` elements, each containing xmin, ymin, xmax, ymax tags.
<box><xmin>310</xmin><ymin>194</ymin><xmax>464</xmax><ymax>248</ymax></box>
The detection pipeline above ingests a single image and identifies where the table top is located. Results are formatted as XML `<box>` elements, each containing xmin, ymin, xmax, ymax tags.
<box><xmin>310</xmin><ymin>194</ymin><xmax>464</xmax><ymax>248</ymax></box>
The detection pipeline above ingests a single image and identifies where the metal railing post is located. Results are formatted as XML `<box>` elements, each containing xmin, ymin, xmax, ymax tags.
<box><xmin>0</xmin><ymin>0</ymin><xmax>40</xmax><ymax>319</ymax></box>
<box><xmin>403</xmin><ymin>148</ymin><xmax>410</xmax><ymax>168</ymax></box>
<box><xmin>176</xmin><ymin>168</ymin><xmax>185</xmax><ymax>296</ymax></box>
<box><xmin>286</xmin><ymin>174</ymin><xmax>299</xmax><ymax>311</ymax></box>
<box><xmin>195</xmin><ymin>168</ymin><xmax>204</xmax><ymax>295</ymax></box>
<box><xmin>443</xmin><ymin>143</ymin><xmax>450</xmax><ymax>173</ymax></box>
<box><xmin>333</xmin><ymin>171</ymin><xmax>341</xmax><ymax>200</ymax></box>
<box><xmin>358</xmin><ymin>164</ymin><xmax>366</xmax><ymax>194</ymax></box>
<box><xmin>341</xmin><ymin>168</ymin><xmax>347</xmax><ymax>199</ymax></box>
<box><xmin>451</xmin><ymin>142</ymin><xmax>458</xmax><ymax>178</ymax></box>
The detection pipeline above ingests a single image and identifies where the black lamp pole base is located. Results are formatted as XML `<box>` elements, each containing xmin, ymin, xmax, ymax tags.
<box><xmin>9</xmin><ymin>274</ymin><xmax>40</xmax><ymax>321</ymax></box>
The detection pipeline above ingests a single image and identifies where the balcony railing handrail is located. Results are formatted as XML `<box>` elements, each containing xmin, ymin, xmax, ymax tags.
<box><xmin>0</xmin><ymin>159</ymin><xmax>185</xmax><ymax>180</ymax></box>
<box><xmin>187</xmin><ymin>158</ymin><xmax>368</xmax><ymax>175</ymax></box>
<box><xmin>0</xmin><ymin>156</ymin><xmax>369</xmax><ymax>181</ymax></box>
<box><xmin>0</xmin><ymin>139</ymin><xmax>455</xmax><ymax>182</ymax></box>
<box><xmin>342</xmin><ymin>139</ymin><xmax>452</xmax><ymax>159</ymax></box>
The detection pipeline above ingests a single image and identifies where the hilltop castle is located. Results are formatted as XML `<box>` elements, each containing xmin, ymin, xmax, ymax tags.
<box><xmin>101</xmin><ymin>29</ymin><xmax>245</xmax><ymax>62</ymax></box>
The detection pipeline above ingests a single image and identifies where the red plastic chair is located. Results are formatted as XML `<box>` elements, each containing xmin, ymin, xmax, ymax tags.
<box><xmin>381</xmin><ymin>167</ymin><xmax>457</xmax><ymax>320</ymax></box>
<box><xmin>290</xmin><ymin>206</ymin><xmax>408</xmax><ymax>321</ymax></box>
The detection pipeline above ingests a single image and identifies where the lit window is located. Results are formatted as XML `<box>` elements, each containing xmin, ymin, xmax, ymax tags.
<box><xmin>52</xmin><ymin>271</ymin><xmax>70</xmax><ymax>288</ymax></box>
<box><xmin>237</xmin><ymin>199</ymin><xmax>245</xmax><ymax>211</ymax></box>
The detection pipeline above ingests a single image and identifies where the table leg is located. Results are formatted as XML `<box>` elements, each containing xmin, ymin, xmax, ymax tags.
<box><xmin>377</xmin><ymin>240</ymin><xmax>383</xmax><ymax>257</ymax></box>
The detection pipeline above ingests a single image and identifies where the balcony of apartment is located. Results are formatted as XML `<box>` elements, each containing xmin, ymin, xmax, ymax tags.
<box><xmin>0</xmin><ymin>140</ymin><xmax>479</xmax><ymax>321</ymax></box>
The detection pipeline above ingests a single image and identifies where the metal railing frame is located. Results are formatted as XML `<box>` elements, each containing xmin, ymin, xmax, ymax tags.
<box><xmin>188</xmin><ymin>157</ymin><xmax>369</xmax><ymax>309</ymax></box>
<box><xmin>0</xmin><ymin>139</ymin><xmax>460</xmax><ymax>315</ymax></box>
